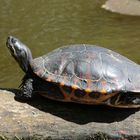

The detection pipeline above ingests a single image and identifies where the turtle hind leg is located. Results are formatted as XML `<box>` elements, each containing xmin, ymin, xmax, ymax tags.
<box><xmin>107</xmin><ymin>93</ymin><xmax>140</xmax><ymax>108</ymax></box>
<box><xmin>131</xmin><ymin>98</ymin><xmax>140</xmax><ymax>104</ymax></box>
<box><xmin>124</xmin><ymin>93</ymin><xmax>140</xmax><ymax>107</ymax></box>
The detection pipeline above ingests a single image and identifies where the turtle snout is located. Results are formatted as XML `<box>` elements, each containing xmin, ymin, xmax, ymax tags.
<box><xmin>7</xmin><ymin>36</ymin><xmax>12</xmax><ymax>41</ymax></box>
<box><xmin>6</xmin><ymin>36</ymin><xmax>17</xmax><ymax>56</ymax></box>
<box><xmin>6</xmin><ymin>36</ymin><xmax>12</xmax><ymax>47</ymax></box>
<box><xmin>7</xmin><ymin>36</ymin><xmax>16</xmax><ymax>46</ymax></box>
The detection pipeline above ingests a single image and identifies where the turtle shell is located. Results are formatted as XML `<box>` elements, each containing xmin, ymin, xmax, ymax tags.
<box><xmin>30</xmin><ymin>44</ymin><xmax>140</xmax><ymax>103</ymax></box>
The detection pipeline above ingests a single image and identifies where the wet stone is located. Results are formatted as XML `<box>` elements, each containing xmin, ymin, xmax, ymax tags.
<box><xmin>0</xmin><ymin>89</ymin><xmax>140</xmax><ymax>139</ymax></box>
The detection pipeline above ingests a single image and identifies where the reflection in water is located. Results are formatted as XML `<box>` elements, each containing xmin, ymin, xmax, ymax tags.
<box><xmin>0</xmin><ymin>0</ymin><xmax>140</xmax><ymax>88</ymax></box>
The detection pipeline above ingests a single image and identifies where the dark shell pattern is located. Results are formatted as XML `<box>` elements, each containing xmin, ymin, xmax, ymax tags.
<box><xmin>30</xmin><ymin>44</ymin><xmax>140</xmax><ymax>103</ymax></box>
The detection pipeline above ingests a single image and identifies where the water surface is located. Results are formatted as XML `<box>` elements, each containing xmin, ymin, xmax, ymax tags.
<box><xmin>0</xmin><ymin>0</ymin><xmax>140</xmax><ymax>88</ymax></box>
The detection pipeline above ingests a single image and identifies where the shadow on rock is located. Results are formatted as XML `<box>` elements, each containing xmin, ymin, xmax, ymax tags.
<box><xmin>2</xmin><ymin>88</ymin><xmax>140</xmax><ymax>125</ymax></box>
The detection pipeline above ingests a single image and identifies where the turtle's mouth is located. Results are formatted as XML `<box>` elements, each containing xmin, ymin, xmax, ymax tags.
<box><xmin>6</xmin><ymin>35</ymin><xmax>32</xmax><ymax>73</ymax></box>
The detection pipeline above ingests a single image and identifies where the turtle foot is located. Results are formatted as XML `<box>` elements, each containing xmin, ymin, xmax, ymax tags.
<box><xmin>130</xmin><ymin>98</ymin><xmax>140</xmax><ymax>104</ymax></box>
<box><xmin>106</xmin><ymin>93</ymin><xmax>140</xmax><ymax>108</ymax></box>
<box><xmin>18</xmin><ymin>78</ymin><xmax>35</xmax><ymax>100</ymax></box>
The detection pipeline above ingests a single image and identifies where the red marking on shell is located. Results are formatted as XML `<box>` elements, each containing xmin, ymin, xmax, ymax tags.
<box><xmin>59</xmin><ymin>85</ymin><xmax>71</xmax><ymax>100</ymax></box>
<box><xmin>86</xmin><ymin>62</ymin><xmax>91</xmax><ymax>79</ymax></box>
<box><xmin>86</xmin><ymin>80</ymin><xmax>92</xmax><ymax>93</ymax></box>
<box><xmin>59</xmin><ymin>75</ymin><xmax>68</xmax><ymax>86</ymax></box>
<box><xmin>72</xmin><ymin>77</ymin><xmax>80</xmax><ymax>89</ymax></box>
<box><xmin>85</xmin><ymin>62</ymin><xmax>93</xmax><ymax>93</ymax></box>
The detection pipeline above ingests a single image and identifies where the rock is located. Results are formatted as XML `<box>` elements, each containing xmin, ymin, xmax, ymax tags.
<box><xmin>0</xmin><ymin>89</ymin><xmax>140</xmax><ymax>139</ymax></box>
<box><xmin>102</xmin><ymin>0</ymin><xmax>140</xmax><ymax>16</ymax></box>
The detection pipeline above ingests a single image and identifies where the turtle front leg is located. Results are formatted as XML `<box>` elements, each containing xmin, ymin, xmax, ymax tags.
<box><xmin>17</xmin><ymin>77</ymin><xmax>35</xmax><ymax>100</ymax></box>
<box><xmin>21</xmin><ymin>78</ymin><xmax>34</xmax><ymax>99</ymax></box>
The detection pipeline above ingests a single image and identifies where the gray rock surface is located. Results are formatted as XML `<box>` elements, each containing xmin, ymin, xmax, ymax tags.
<box><xmin>102</xmin><ymin>0</ymin><xmax>140</xmax><ymax>16</ymax></box>
<box><xmin>0</xmin><ymin>89</ymin><xmax>140</xmax><ymax>139</ymax></box>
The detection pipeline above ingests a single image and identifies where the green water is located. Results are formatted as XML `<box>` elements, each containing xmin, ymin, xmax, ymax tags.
<box><xmin>0</xmin><ymin>0</ymin><xmax>140</xmax><ymax>88</ymax></box>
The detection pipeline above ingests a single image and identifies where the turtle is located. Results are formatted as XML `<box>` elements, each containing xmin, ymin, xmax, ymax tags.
<box><xmin>6</xmin><ymin>36</ymin><xmax>140</xmax><ymax>108</ymax></box>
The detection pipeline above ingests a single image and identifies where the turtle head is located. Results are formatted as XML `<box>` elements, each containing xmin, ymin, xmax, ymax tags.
<box><xmin>6</xmin><ymin>36</ymin><xmax>32</xmax><ymax>73</ymax></box>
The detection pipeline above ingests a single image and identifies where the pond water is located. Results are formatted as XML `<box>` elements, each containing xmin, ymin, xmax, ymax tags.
<box><xmin>0</xmin><ymin>0</ymin><xmax>140</xmax><ymax>88</ymax></box>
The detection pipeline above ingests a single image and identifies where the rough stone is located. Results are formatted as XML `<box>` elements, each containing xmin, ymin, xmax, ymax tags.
<box><xmin>0</xmin><ymin>89</ymin><xmax>140</xmax><ymax>140</ymax></box>
<box><xmin>102</xmin><ymin>0</ymin><xmax>140</xmax><ymax>16</ymax></box>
